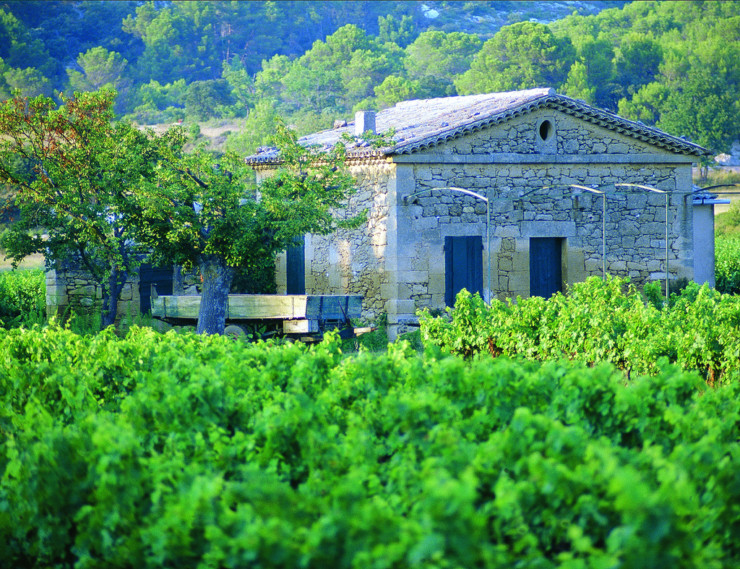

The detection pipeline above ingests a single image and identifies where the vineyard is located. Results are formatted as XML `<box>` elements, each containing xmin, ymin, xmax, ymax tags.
<box><xmin>716</xmin><ymin>233</ymin><xmax>740</xmax><ymax>295</ymax></box>
<box><xmin>0</xmin><ymin>318</ymin><xmax>738</xmax><ymax>567</ymax></box>
<box><xmin>420</xmin><ymin>276</ymin><xmax>740</xmax><ymax>386</ymax></box>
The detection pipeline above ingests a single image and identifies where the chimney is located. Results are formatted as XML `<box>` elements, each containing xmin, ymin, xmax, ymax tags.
<box><xmin>355</xmin><ymin>111</ymin><xmax>376</xmax><ymax>136</ymax></box>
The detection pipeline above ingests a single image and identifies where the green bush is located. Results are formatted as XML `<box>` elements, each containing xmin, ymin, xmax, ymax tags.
<box><xmin>0</xmin><ymin>269</ymin><xmax>45</xmax><ymax>327</ymax></box>
<box><xmin>715</xmin><ymin>233</ymin><xmax>740</xmax><ymax>294</ymax></box>
<box><xmin>0</xmin><ymin>327</ymin><xmax>738</xmax><ymax>568</ymax></box>
<box><xmin>420</xmin><ymin>276</ymin><xmax>740</xmax><ymax>384</ymax></box>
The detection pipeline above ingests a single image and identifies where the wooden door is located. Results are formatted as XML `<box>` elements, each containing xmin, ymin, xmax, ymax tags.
<box><xmin>529</xmin><ymin>237</ymin><xmax>562</xmax><ymax>298</ymax></box>
<box><xmin>286</xmin><ymin>236</ymin><xmax>305</xmax><ymax>295</ymax></box>
<box><xmin>445</xmin><ymin>236</ymin><xmax>483</xmax><ymax>307</ymax></box>
<box><xmin>139</xmin><ymin>264</ymin><xmax>174</xmax><ymax>314</ymax></box>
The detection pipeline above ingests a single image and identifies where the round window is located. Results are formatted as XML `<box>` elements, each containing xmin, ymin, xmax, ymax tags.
<box><xmin>538</xmin><ymin>120</ymin><xmax>553</xmax><ymax>141</ymax></box>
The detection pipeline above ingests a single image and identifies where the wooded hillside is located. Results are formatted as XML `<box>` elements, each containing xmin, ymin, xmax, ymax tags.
<box><xmin>0</xmin><ymin>0</ymin><xmax>737</xmax><ymax>156</ymax></box>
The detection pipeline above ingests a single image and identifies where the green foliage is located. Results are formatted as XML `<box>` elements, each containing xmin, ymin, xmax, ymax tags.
<box><xmin>0</xmin><ymin>8</ymin><xmax>56</xmax><ymax>82</ymax></box>
<box><xmin>455</xmin><ymin>22</ymin><xmax>575</xmax><ymax>94</ymax></box>
<box><xmin>130</xmin><ymin>79</ymin><xmax>186</xmax><ymax>124</ymax></box>
<box><xmin>403</xmin><ymin>30</ymin><xmax>481</xmax><ymax>98</ymax></box>
<box><xmin>715</xmin><ymin>234</ymin><xmax>740</xmax><ymax>295</ymax></box>
<box><xmin>224</xmin><ymin>99</ymin><xmax>279</xmax><ymax>155</ymax></box>
<box><xmin>420</xmin><ymin>276</ymin><xmax>740</xmax><ymax>385</ymax></box>
<box><xmin>0</xmin><ymin>326</ymin><xmax>737</xmax><ymax>567</ymax></box>
<box><xmin>0</xmin><ymin>89</ymin><xmax>173</xmax><ymax>328</ymax></box>
<box><xmin>377</xmin><ymin>14</ymin><xmax>415</xmax><ymax>48</ymax></box>
<box><xmin>184</xmin><ymin>79</ymin><xmax>234</xmax><ymax>121</ymax></box>
<box><xmin>220</xmin><ymin>57</ymin><xmax>253</xmax><ymax>118</ymax></box>
<box><xmin>66</xmin><ymin>46</ymin><xmax>131</xmax><ymax>99</ymax></box>
<box><xmin>261</xmin><ymin>24</ymin><xmax>404</xmax><ymax>119</ymax></box>
<box><xmin>2</xmin><ymin>65</ymin><xmax>51</xmax><ymax>98</ymax></box>
<box><xmin>561</xmin><ymin>60</ymin><xmax>596</xmax><ymax>103</ymax></box>
<box><xmin>0</xmin><ymin>268</ymin><xmax>44</xmax><ymax>327</ymax></box>
<box><xmin>373</xmin><ymin>74</ymin><xmax>420</xmax><ymax>109</ymax></box>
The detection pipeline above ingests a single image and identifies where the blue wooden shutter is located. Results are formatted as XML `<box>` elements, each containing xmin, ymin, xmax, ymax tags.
<box><xmin>286</xmin><ymin>235</ymin><xmax>305</xmax><ymax>294</ymax></box>
<box><xmin>529</xmin><ymin>237</ymin><xmax>563</xmax><ymax>298</ymax></box>
<box><xmin>445</xmin><ymin>236</ymin><xmax>483</xmax><ymax>307</ymax></box>
<box><xmin>139</xmin><ymin>264</ymin><xmax>173</xmax><ymax>314</ymax></box>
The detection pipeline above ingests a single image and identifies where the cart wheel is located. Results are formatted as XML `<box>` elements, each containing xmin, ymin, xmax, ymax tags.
<box><xmin>224</xmin><ymin>325</ymin><xmax>246</xmax><ymax>338</ymax></box>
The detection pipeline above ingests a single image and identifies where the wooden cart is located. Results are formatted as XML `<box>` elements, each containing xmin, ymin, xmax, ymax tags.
<box><xmin>150</xmin><ymin>294</ymin><xmax>364</xmax><ymax>339</ymax></box>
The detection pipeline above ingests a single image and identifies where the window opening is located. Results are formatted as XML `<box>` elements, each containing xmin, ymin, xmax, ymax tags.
<box><xmin>538</xmin><ymin>120</ymin><xmax>553</xmax><ymax>141</ymax></box>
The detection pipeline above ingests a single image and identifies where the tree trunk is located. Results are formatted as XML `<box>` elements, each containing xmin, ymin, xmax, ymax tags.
<box><xmin>196</xmin><ymin>254</ymin><xmax>236</xmax><ymax>335</ymax></box>
<box><xmin>100</xmin><ymin>265</ymin><xmax>127</xmax><ymax>329</ymax></box>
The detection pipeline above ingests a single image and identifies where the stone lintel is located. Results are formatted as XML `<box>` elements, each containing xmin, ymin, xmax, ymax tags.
<box><xmin>390</xmin><ymin>153</ymin><xmax>696</xmax><ymax>166</ymax></box>
<box><xmin>521</xmin><ymin>221</ymin><xmax>577</xmax><ymax>238</ymax></box>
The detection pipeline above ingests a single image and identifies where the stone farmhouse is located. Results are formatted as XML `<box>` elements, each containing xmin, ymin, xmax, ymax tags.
<box><xmin>247</xmin><ymin>88</ymin><xmax>714</xmax><ymax>339</ymax></box>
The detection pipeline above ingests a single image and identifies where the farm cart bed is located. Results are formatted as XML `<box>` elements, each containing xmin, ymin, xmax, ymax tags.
<box><xmin>151</xmin><ymin>294</ymin><xmax>364</xmax><ymax>339</ymax></box>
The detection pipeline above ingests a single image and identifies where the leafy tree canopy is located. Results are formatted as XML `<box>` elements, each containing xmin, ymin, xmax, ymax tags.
<box><xmin>138</xmin><ymin>120</ymin><xmax>364</xmax><ymax>334</ymax></box>
<box><xmin>455</xmin><ymin>22</ymin><xmax>575</xmax><ymax>94</ymax></box>
<box><xmin>0</xmin><ymin>89</ymin><xmax>167</xmax><ymax>327</ymax></box>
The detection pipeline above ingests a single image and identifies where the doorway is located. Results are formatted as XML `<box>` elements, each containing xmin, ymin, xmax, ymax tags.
<box><xmin>286</xmin><ymin>235</ymin><xmax>305</xmax><ymax>295</ymax></box>
<box><xmin>529</xmin><ymin>237</ymin><xmax>563</xmax><ymax>298</ymax></box>
<box><xmin>445</xmin><ymin>236</ymin><xmax>483</xmax><ymax>306</ymax></box>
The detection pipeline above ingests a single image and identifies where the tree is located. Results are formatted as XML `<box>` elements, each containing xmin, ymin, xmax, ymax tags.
<box><xmin>67</xmin><ymin>47</ymin><xmax>132</xmax><ymax>113</ymax></box>
<box><xmin>404</xmin><ymin>31</ymin><xmax>481</xmax><ymax>86</ymax></box>
<box><xmin>342</xmin><ymin>44</ymin><xmax>404</xmax><ymax>109</ymax></box>
<box><xmin>140</xmin><ymin>120</ymin><xmax>363</xmax><ymax>335</ymax></box>
<box><xmin>67</xmin><ymin>47</ymin><xmax>129</xmax><ymax>91</ymax></box>
<box><xmin>562</xmin><ymin>61</ymin><xmax>596</xmax><ymax>104</ymax></box>
<box><xmin>613</xmin><ymin>34</ymin><xmax>663</xmax><ymax>96</ymax></box>
<box><xmin>658</xmin><ymin>69</ymin><xmax>739</xmax><ymax>155</ymax></box>
<box><xmin>221</xmin><ymin>57</ymin><xmax>253</xmax><ymax>118</ymax></box>
<box><xmin>224</xmin><ymin>99</ymin><xmax>279</xmax><ymax>155</ymax></box>
<box><xmin>0</xmin><ymin>8</ymin><xmax>58</xmax><ymax>84</ymax></box>
<box><xmin>266</xmin><ymin>24</ymin><xmax>404</xmax><ymax>117</ymax></box>
<box><xmin>618</xmin><ymin>16</ymin><xmax>740</xmax><ymax>157</ymax></box>
<box><xmin>378</xmin><ymin>14</ymin><xmax>416</xmax><ymax>48</ymax></box>
<box><xmin>455</xmin><ymin>22</ymin><xmax>575</xmax><ymax>95</ymax></box>
<box><xmin>617</xmin><ymin>81</ymin><xmax>669</xmax><ymax>126</ymax></box>
<box><xmin>2</xmin><ymin>65</ymin><xmax>51</xmax><ymax>97</ymax></box>
<box><xmin>130</xmin><ymin>79</ymin><xmax>187</xmax><ymax>124</ymax></box>
<box><xmin>0</xmin><ymin>89</ymin><xmax>164</xmax><ymax>328</ymax></box>
<box><xmin>374</xmin><ymin>75</ymin><xmax>420</xmax><ymax>109</ymax></box>
<box><xmin>184</xmin><ymin>79</ymin><xmax>234</xmax><ymax>121</ymax></box>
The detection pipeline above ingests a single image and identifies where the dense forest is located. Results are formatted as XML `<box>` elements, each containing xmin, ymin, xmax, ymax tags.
<box><xmin>0</xmin><ymin>0</ymin><xmax>738</xmax><ymax>156</ymax></box>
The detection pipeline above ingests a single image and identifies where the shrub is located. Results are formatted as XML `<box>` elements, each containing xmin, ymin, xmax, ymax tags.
<box><xmin>0</xmin><ymin>328</ymin><xmax>737</xmax><ymax>568</ymax></box>
<box><xmin>420</xmin><ymin>276</ymin><xmax>740</xmax><ymax>384</ymax></box>
<box><xmin>716</xmin><ymin>233</ymin><xmax>740</xmax><ymax>294</ymax></box>
<box><xmin>0</xmin><ymin>269</ymin><xmax>45</xmax><ymax>327</ymax></box>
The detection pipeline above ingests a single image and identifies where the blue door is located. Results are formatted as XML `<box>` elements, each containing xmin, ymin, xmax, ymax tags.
<box><xmin>139</xmin><ymin>264</ymin><xmax>173</xmax><ymax>314</ymax></box>
<box><xmin>530</xmin><ymin>238</ymin><xmax>562</xmax><ymax>297</ymax></box>
<box><xmin>445</xmin><ymin>236</ymin><xmax>483</xmax><ymax>307</ymax></box>
<box><xmin>286</xmin><ymin>236</ymin><xmax>305</xmax><ymax>295</ymax></box>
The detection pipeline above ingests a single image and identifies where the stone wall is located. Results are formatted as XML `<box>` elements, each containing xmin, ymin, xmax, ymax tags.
<box><xmin>45</xmin><ymin>262</ymin><xmax>199</xmax><ymax>322</ymax></box>
<box><xmin>275</xmin><ymin>161</ymin><xmax>395</xmax><ymax>321</ymax></box>
<box><xmin>402</xmin><ymin>162</ymin><xmax>692</xmax><ymax>307</ymax></box>
<box><xmin>45</xmin><ymin>263</ymin><xmax>141</xmax><ymax>321</ymax></box>
<box><xmin>441</xmin><ymin>111</ymin><xmax>658</xmax><ymax>156</ymax></box>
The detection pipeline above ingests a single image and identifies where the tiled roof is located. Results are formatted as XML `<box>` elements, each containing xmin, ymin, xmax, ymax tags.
<box><xmin>246</xmin><ymin>88</ymin><xmax>709</xmax><ymax>164</ymax></box>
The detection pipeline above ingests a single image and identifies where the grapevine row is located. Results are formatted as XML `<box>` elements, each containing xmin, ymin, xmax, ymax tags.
<box><xmin>420</xmin><ymin>276</ymin><xmax>740</xmax><ymax>384</ymax></box>
<box><xmin>0</xmin><ymin>325</ymin><xmax>737</xmax><ymax>567</ymax></box>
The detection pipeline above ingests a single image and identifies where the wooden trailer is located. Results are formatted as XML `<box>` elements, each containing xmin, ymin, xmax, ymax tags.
<box><xmin>150</xmin><ymin>294</ymin><xmax>364</xmax><ymax>339</ymax></box>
